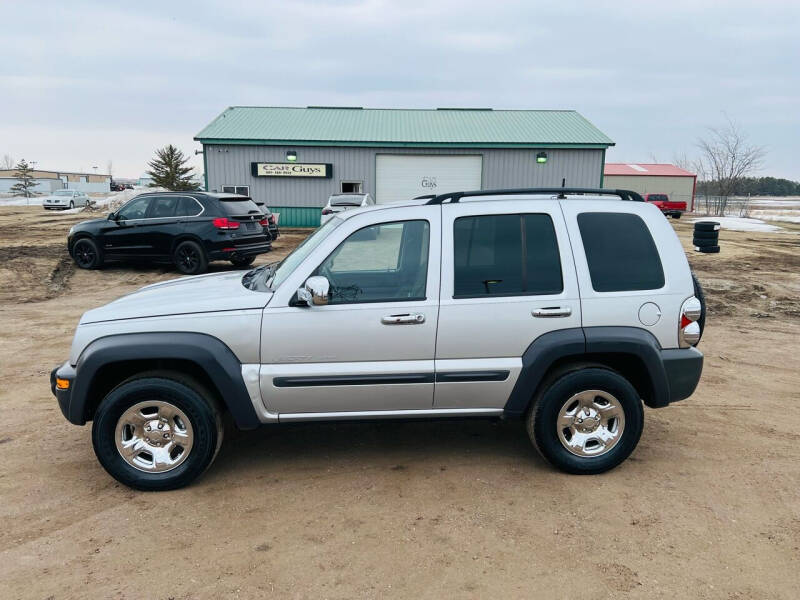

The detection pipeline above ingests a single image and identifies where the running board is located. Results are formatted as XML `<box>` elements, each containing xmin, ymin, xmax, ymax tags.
<box><xmin>278</xmin><ymin>408</ymin><xmax>504</xmax><ymax>422</ymax></box>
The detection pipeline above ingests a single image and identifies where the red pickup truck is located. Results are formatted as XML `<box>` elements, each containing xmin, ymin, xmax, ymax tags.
<box><xmin>643</xmin><ymin>193</ymin><xmax>686</xmax><ymax>218</ymax></box>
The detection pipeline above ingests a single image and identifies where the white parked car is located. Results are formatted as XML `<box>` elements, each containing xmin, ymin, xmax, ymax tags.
<box><xmin>321</xmin><ymin>193</ymin><xmax>374</xmax><ymax>224</ymax></box>
<box><xmin>43</xmin><ymin>189</ymin><xmax>90</xmax><ymax>210</ymax></box>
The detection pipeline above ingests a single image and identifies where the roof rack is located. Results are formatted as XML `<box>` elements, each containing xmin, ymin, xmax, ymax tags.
<box><xmin>425</xmin><ymin>188</ymin><xmax>645</xmax><ymax>205</ymax></box>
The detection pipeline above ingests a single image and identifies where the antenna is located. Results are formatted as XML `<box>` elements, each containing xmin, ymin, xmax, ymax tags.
<box><xmin>558</xmin><ymin>178</ymin><xmax>566</xmax><ymax>199</ymax></box>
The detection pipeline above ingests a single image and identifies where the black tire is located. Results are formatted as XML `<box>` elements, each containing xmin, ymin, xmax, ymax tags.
<box><xmin>696</xmin><ymin>245</ymin><xmax>720</xmax><ymax>253</ymax></box>
<box><xmin>671</xmin><ymin>212</ymin><xmax>681</xmax><ymax>219</ymax></box>
<box><xmin>69</xmin><ymin>201</ymin><xmax>74</xmax><ymax>209</ymax></box>
<box><xmin>692</xmin><ymin>237</ymin><xmax>718</xmax><ymax>247</ymax></box>
<box><xmin>692</xmin><ymin>271</ymin><xmax>706</xmax><ymax>343</ymax></box>
<box><xmin>527</xmin><ymin>368</ymin><xmax>644</xmax><ymax>474</ymax></box>
<box><xmin>174</xmin><ymin>240</ymin><xmax>208</xmax><ymax>275</ymax></box>
<box><xmin>693</xmin><ymin>230</ymin><xmax>719</xmax><ymax>240</ymax></box>
<box><xmin>72</xmin><ymin>237</ymin><xmax>103</xmax><ymax>269</ymax></box>
<box><xmin>91</xmin><ymin>373</ymin><xmax>223</xmax><ymax>491</ymax></box>
<box><xmin>694</xmin><ymin>221</ymin><xmax>720</xmax><ymax>232</ymax></box>
<box><xmin>230</xmin><ymin>255</ymin><xmax>256</xmax><ymax>268</ymax></box>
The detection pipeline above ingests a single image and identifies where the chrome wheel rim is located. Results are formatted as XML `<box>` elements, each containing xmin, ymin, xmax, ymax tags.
<box><xmin>556</xmin><ymin>390</ymin><xmax>625</xmax><ymax>457</ymax></box>
<box><xmin>115</xmin><ymin>401</ymin><xmax>194</xmax><ymax>473</ymax></box>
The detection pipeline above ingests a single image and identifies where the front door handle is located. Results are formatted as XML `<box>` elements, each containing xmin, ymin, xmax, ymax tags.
<box><xmin>381</xmin><ymin>313</ymin><xmax>425</xmax><ymax>325</ymax></box>
<box><xmin>532</xmin><ymin>306</ymin><xmax>572</xmax><ymax>318</ymax></box>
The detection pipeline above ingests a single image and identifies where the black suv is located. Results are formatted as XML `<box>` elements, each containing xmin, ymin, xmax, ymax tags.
<box><xmin>67</xmin><ymin>192</ymin><xmax>272</xmax><ymax>275</ymax></box>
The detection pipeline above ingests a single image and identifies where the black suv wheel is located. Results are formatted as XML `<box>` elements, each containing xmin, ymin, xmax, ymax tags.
<box><xmin>72</xmin><ymin>237</ymin><xmax>103</xmax><ymax>269</ymax></box>
<box><xmin>527</xmin><ymin>368</ymin><xmax>644</xmax><ymax>474</ymax></box>
<box><xmin>230</xmin><ymin>255</ymin><xmax>256</xmax><ymax>268</ymax></box>
<box><xmin>92</xmin><ymin>373</ymin><xmax>223</xmax><ymax>491</ymax></box>
<box><xmin>174</xmin><ymin>240</ymin><xmax>208</xmax><ymax>275</ymax></box>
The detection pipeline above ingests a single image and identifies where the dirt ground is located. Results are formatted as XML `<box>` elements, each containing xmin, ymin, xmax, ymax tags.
<box><xmin>0</xmin><ymin>206</ymin><xmax>798</xmax><ymax>599</ymax></box>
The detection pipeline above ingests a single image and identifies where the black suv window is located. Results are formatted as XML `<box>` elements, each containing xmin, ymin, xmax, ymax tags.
<box><xmin>147</xmin><ymin>196</ymin><xmax>179</xmax><ymax>218</ymax></box>
<box><xmin>117</xmin><ymin>196</ymin><xmax>151</xmax><ymax>220</ymax></box>
<box><xmin>454</xmin><ymin>214</ymin><xmax>562</xmax><ymax>297</ymax></box>
<box><xmin>315</xmin><ymin>220</ymin><xmax>430</xmax><ymax>304</ymax></box>
<box><xmin>577</xmin><ymin>212</ymin><xmax>665</xmax><ymax>292</ymax></box>
<box><xmin>175</xmin><ymin>196</ymin><xmax>202</xmax><ymax>217</ymax></box>
<box><xmin>220</xmin><ymin>198</ymin><xmax>261</xmax><ymax>216</ymax></box>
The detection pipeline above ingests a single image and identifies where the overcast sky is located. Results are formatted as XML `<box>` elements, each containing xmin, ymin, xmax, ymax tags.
<box><xmin>1</xmin><ymin>0</ymin><xmax>798</xmax><ymax>179</ymax></box>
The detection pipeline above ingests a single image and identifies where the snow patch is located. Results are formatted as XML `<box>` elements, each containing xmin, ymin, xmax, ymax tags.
<box><xmin>692</xmin><ymin>216</ymin><xmax>783</xmax><ymax>232</ymax></box>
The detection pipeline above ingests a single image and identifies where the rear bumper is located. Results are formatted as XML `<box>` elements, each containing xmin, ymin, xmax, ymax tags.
<box><xmin>661</xmin><ymin>347</ymin><xmax>703</xmax><ymax>404</ymax></box>
<box><xmin>207</xmin><ymin>238</ymin><xmax>271</xmax><ymax>261</ymax></box>
<box><xmin>50</xmin><ymin>361</ymin><xmax>79</xmax><ymax>424</ymax></box>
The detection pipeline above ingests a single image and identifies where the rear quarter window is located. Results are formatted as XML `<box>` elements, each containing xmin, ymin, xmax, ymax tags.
<box><xmin>577</xmin><ymin>212</ymin><xmax>664</xmax><ymax>292</ymax></box>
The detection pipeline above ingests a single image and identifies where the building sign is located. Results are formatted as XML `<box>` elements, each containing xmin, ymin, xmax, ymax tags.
<box><xmin>251</xmin><ymin>162</ymin><xmax>332</xmax><ymax>178</ymax></box>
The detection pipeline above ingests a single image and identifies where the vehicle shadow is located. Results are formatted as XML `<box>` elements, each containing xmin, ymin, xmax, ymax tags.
<box><xmin>209</xmin><ymin>417</ymin><xmax>544</xmax><ymax>478</ymax></box>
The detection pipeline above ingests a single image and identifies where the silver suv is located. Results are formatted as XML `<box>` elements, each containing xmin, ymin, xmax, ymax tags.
<box><xmin>51</xmin><ymin>188</ymin><xmax>705</xmax><ymax>490</ymax></box>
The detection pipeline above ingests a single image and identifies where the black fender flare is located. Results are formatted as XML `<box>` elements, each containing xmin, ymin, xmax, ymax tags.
<box><xmin>503</xmin><ymin>326</ymin><xmax>676</xmax><ymax>417</ymax></box>
<box><xmin>68</xmin><ymin>332</ymin><xmax>260</xmax><ymax>429</ymax></box>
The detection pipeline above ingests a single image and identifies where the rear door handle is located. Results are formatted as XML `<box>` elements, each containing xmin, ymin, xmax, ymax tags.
<box><xmin>532</xmin><ymin>306</ymin><xmax>572</xmax><ymax>318</ymax></box>
<box><xmin>381</xmin><ymin>313</ymin><xmax>425</xmax><ymax>325</ymax></box>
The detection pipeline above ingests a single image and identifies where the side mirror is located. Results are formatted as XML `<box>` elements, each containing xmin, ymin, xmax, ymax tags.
<box><xmin>296</xmin><ymin>275</ymin><xmax>330</xmax><ymax>306</ymax></box>
<box><xmin>107</xmin><ymin>212</ymin><xmax>116</xmax><ymax>220</ymax></box>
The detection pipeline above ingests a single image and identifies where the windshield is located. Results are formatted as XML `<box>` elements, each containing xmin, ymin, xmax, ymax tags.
<box><xmin>267</xmin><ymin>217</ymin><xmax>343</xmax><ymax>289</ymax></box>
<box><xmin>54</xmin><ymin>190</ymin><xmax>74</xmax><ymax>196</ymax></box>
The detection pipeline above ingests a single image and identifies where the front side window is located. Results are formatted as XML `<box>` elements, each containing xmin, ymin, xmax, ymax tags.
<box><xmin>117</xmin><ymin>196</ymin><xmax>151</xmax><ymax>220</ymax></box>
<box><xmin>577</xmin><ymin>212</ymin><xmax>665</xmax><ymax>292</ymax></box>
<box><xmin>315</xmin><ymin>220</ymin><xmax>430</xmax><ymax>304</ymax></box>
<box><xmin>454</xmin><ymin>213</ymin><xmax>562</xmax><ymax>297</ymax></box>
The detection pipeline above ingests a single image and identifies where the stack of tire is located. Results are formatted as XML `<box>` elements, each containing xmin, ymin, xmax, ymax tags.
<box><xmin>693</xmin><ymin>221</ymin><xmax>720</xmax><ymax>254</ymax></box>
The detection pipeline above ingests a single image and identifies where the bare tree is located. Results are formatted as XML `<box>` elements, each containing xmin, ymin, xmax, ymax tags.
<box><xmin>2</xmin><ymin>154</ymin><xmax>14</xmax><ymax>170</ymax></box>
<box><xmin>696</xmin><ymin>116</ymin><xmax>765</xmax><ymax>197</ymax></box>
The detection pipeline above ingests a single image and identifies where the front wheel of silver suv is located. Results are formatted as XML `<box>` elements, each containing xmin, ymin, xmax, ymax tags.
<box><xmin>527</xmin><ymin>368</ymin><xmax>644</xmax><ymax>474</ymax></box>
<box><xmin>92</xmin><ymin>372</ymin><xmax>223</xmax><ymax>491</ymax></box>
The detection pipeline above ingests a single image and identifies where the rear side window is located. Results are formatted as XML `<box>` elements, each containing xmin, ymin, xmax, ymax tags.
<box><xmin>219</xmin><ymin>198</ymin><xmax>261</xmax><ymax>216</ymax></box>
<box><xmin>577</xmin><ymin>212</ymin><xmax>664</xmax><ymax>292</ymax></box>
<box><xmin>175</xmin><ymin>196</ymin><xmax>202</xmax><ymax>217</ymax></box>
<box><xmin>454</xmin><ymin>214</ymin><xmax>563</xmax><ymax>297</ymax></box>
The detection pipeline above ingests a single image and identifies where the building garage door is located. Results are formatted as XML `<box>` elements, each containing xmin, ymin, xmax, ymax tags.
<box><xmin>375</xmin><ymin>155</ymin><xmax>483</xmax><ymax>204</ymax></box>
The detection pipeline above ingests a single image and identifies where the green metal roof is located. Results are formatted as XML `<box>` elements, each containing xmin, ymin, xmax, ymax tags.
<box><xmin>195</xmin><ymin>107</ymin><xmax>614</xmax><ymax>149</ymax></box>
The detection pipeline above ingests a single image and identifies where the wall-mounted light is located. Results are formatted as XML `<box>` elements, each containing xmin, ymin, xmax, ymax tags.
<box><xmin>536</xmin><ymin>151</ymin><xmax>548</xmax><ymax>164</ymax></box>
<box><xmin>286</xmin><ymin>151</ymin><xmax>297</xmax><ymax>162</ymax></box>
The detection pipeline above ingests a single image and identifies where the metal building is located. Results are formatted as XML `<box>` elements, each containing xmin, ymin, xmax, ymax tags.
<box><xmin>0</xmin><ymin>168</ymin><xmax>111</xmax><ymax>194</ymax></box>
<box><xmin>195</xmin><ymin>107</ymin><xmax>614</xmax><ymax>227</ymax></box>
<box><xmin>604</xmin><ymin>163</ymin><xmax>697</xmax><ymax>211</ymax></box>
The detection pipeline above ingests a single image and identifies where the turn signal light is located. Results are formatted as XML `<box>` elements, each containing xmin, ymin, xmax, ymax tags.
<box><xmin>212</xmin><ymin>217</ymin><xmax>240</xmax><ymax>230</ymax></box>
<box><xmin>55</xmin><ymin>378</ymin><xmax>70</xmax><ymax>390</ymax></box>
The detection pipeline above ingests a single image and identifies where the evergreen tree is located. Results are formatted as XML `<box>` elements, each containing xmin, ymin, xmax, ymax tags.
<box><xmin>10</xmin><ymin>159</ymin><xmax>37</xmax><ymax>198</ymax></box>
<box><xmin>146</xmin><ymin>145</ymin><xmax>200</xmax><ymax>191</ymax></box>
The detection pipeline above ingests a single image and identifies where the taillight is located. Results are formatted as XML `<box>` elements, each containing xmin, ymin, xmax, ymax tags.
<box><xmin>212</xmin><ymin>217</ymin><xmax>239</xmax><ymax>230</ymax></box>
<box><xmin>679</xmin><ymin>297</ymin><xmax>702</xmax><ymax>347</ymax></box>
<box><xmin>321</xmin><ymin>208</ymin><xmax>332</xmax><ymax>215</ymax></box>
<box><xmin>259</xmin><ymin>217</ymin><xmax>269</xmax><ymax>227</ymax></box>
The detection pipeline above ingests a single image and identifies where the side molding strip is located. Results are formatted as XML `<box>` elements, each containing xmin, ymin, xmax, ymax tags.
<box><xmin>273</xmin><ymin>373</ymin><xmax>435</xmax><ymax>387</ymax></box>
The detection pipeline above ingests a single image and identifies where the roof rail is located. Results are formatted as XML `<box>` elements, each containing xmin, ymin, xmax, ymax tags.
<box><xmin>425</xmin><ymin>188</ymin><xmax>645</xmax><ymax>204</ymax></box>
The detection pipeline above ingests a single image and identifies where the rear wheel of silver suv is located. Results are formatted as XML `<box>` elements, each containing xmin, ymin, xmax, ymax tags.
<box><xmin>92</xmin><ymin>372</ymin><xmax>223</xmax><ymax>490</ymax></box>
<box><xmin>527</xmin><ymin>368</ymin><xmax>644</xmax><ymax>474</ymax></box>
